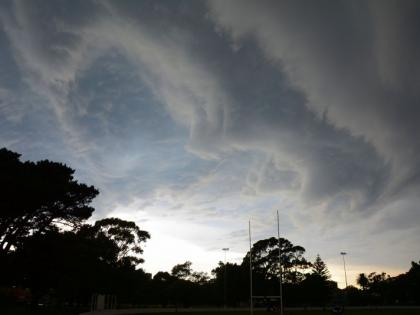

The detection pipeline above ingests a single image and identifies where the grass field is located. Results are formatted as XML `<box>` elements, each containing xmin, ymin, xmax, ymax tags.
<box><xmin>0</xmin><ymin>306</ymin><xmax>88</xmax><ymax>315</ymax></box>
<box><xmin>125</xmin><ymin>309</ymin><xmax>420</xmax><ymax>315</ymax></box>
<box><xmin>2</xmin><ymin>307</ymin><xmax>420</xmax><ymax>315</ymax></box>
<box><xmin>129</xmin><ymin>310</ymin><xmax>420</xmax><ymax>315</ymax></box>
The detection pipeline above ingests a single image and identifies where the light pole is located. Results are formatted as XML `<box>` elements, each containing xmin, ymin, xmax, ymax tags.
<box><xmin>340</xmin><ymin>252</ymin><xmax>348</xmax><ymax>288</ymax></box>
<box><xmin>222</xmin><ymin>247</ymin><xmax>229</xmax><ymax>308</ymax></box>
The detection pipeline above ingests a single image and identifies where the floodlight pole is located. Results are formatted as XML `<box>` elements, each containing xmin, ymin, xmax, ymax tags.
<box><xmin>249</xmin><ymin>220</ymin><xmax>253</xmax><ymax>315</ymax></box>
<box><xmin>277</xmin><ymin>210</ymin><xmax>284</xmax><ymax>315</ymax></box>
<box><xmin>340</xmin><ymin>252</ymin><xmax>348</xmax><ymax>288</ymax></box>
<box><xmin>222</xmin><ymin>247</ymin><xmax>229</xmax><ymax>308</ymax></box>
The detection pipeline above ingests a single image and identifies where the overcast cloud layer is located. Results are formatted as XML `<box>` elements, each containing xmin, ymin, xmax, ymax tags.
<box><xmin>1</xmin><ymin>0</ymin><xmax>420</xmax><ymax>286</ymax></box>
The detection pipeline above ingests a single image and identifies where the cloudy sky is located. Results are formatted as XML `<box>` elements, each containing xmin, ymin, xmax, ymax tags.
<box><xmin>1</xmin><ymin>0</ymin><xmax>420</xmax><ymax>287</ymax></box>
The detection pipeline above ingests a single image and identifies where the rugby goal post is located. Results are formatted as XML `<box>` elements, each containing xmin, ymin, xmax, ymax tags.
<box><xmin>249</xmin><ymin>211</ymin><xmax>284</xmax><ymax>315</ymax></box>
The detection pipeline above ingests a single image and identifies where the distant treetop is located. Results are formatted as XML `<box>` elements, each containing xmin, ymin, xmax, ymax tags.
<box><xmin>311</xmin><ymin>254</ymin><xmax>331</xmax><ymax>280</ymax></box>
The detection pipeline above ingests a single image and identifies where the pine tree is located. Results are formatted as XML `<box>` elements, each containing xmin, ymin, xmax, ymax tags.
<box><xmin>312</xmin><ymin>254</ymin><xmax>330</xmax><ymax>280</ymax></box>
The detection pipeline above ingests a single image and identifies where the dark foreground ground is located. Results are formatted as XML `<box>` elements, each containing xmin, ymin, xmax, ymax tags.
<box><xmin>2</xmin><ymin>307</ymin><xmax>420</xmax><ymax>315</ymax></box>
<box><xmin>129</xmin><ymin>310</ymin><xmax>420</xmax><ymax>315</ymax></box>
<box><xmin>0</xmin><ymin>306</ymin><xmax>87</xmax><ymax>315</ymax></box>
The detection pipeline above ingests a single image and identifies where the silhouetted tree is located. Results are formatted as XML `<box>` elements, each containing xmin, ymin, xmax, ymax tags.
<box><xmin>312</xmin><ymin>254</ymin><xmax>330</xmax><ymax>280</ymax></box>
<box><xmin>403</xmin><ymin>261</ymin><xmax>420</xmax><ymax>304</ymax></box>
<box><xmin>164</xmin><ymin>261</ymin><xmax>213</xmax><ymax>307</ymax></box>
<box><xmin>242</xmin><ymin>237</ymin><xmax>310</xmax><ymax>283</ymax></box>
<box><xmin>345</xmin><ymin>285</ymin><xmax>365</xmax><ymax>306</ymax></box>
<box><xmin>12</xmin><ymin>229</ymin><xmax>117</xmax><ymax>305</ymax></box>
<box><xmin>357</xmin><ymin>273</ymin><xmax>369</xmax><ymax>290</ymax></box>
<box><xmin>212</xmin><ymin>262</ymin><xmax>248</xmax><ymax>306</ymax></box>
<box><xmin>153</xmin><ymin>271</ymin><xmax>174</xmax><ymax>282</ymax></box>
<box><xmin>152</xmin><ymin>272</ymin><xmax>175</xmax><ymax>306</ymax></box>
<box><xmin>171</xmin><ymin>261</ymin><xmax>193</xmax><ymax>280</ymax></box>
<box><xmin>11</xmin><ymin>217</ymin><xmax>150</xmax><ymax>306</ymax></box>
<box><xmin>300</xmin><ymin>255</ymin><xmax>333</xmax><ymax>306</ymax></box>
<box><xmin>87</xmin><ymin>217</ymin><xmax>150</xmax><ymax>267</ymax></box>
<box><xmin>191</xmin><ymin>271</ymin><xmax>210</xmax><ymax>284</ymax></box>
<box><xmin>350</xmin><ymin>263</ymin><xmax>420</xmax><ymax>306</ymax></box>
<box><xmin>0</xmin><ymin>148</ymin><xmax>98</xmax><ymax>255</ymax></box>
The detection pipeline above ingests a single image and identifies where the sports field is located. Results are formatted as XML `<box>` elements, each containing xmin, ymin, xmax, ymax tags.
<box><xmin>3</xmin><ymin>307</ymin><xmax>420</xmax><ymax>315</ymax></box>
<box><xmin>128</xmin><ymin>310</ymin><xmax>420</xmax><ymax>315</ymax></box>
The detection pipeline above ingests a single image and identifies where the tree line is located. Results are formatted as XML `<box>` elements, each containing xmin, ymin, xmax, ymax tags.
<box><xmin>0</xmin><ymin>148</ymin><xmax>419</xmax><ymax>310</ymax></box>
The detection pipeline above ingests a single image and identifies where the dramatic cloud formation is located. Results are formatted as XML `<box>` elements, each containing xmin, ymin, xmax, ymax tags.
<box><xmin>1</xmin><ymin>0</ymin><xmax>419</xmax><ymax>285</ymax></box>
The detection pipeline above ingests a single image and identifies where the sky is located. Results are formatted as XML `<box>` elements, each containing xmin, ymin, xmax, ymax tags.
<box><xmin>1</xmin><ymin>0</ymin><xmax>420</xmax><ymax>288</ymax></box>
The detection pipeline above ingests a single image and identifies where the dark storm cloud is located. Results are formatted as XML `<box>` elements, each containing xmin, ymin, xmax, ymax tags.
<box><xmin>1</xmin><ymin>0</ymin><xmax>420</xmax><ymax>273</ymax></box>
<box><xmin>0</xmin><ymin>0</ymin><xmax>101</xmax><ymax>86</ymax></box>
<box><xmin>106</xmin><ymin>0</ymin><xmax>393</xmax><ymax>215</ymax></box>
<box><xmin>208</xmin><ymin>0</ymin><xmax>420</xmax><ymax>220</ymax></box>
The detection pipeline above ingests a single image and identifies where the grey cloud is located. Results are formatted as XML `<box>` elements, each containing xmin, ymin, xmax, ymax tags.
<box><xmin>246</xmin><ymin>157</ymin><xmax>301</xmax><ymax>194</ymax></box>
<box><xmin>1</xmin><ymin>0</ymin><xmax>418</xmax><ymax>235</ymax></box>
<box><xmin>208</xmin><ymin>0</ymin><xmax>420</xmax><ymax>220</ymax></box>
<box><xmin>2</xmin><ymin>0</ymin><xmax>232</xmax><ymax>219</ymax></box>
<box><xmin>2</xmin><ymin>0</ymin><xmax>420</xmax><ymax>276</ymax></box>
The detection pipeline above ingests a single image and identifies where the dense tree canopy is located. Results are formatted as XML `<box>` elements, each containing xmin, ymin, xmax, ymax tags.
<box><xmin>243</xmin><ymin>236</ymin><xmax>310</xmax><ymax>282</ymax></box>
<box><xmin>171</xmin><ymin>261</ymin><xmax>193</xmax><ymax>280</ymax></box>
<box><xmin>87</xmin><ymin>217</ymin><xmax>150</xmax><ymax>267</ymax></box>
<box><xmin>10</xmin><ymin>217</ymin><xmax>150</xmax><ymax>305</ymax></box>
<box><xmin>357</xmin><ymin>273</ymin><xmax>369</xmax><ymax>290</ymax></box>
<box><xmin>0</xmin><ymin>148</ymin><xmax>98</xmax><ymax>255</ymax></box>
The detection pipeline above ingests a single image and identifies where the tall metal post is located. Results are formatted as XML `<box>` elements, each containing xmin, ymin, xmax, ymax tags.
<box><xmin>249</xmin><ymin>220</ymin><xmax>253</xmax><ymax>315</ymax></box>
<box><xmin>277</xmin><ymin>210</ymin><xmax>284</xmax><ymax>315</ymax></box>
<box><xmin>340</xmin><ymin>252</ymin><xmax>348</xmax><ymax>288</ymax></box>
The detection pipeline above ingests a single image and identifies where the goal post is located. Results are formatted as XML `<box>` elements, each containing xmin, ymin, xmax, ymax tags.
<box><xmin>248</xmin><ymin>212</ymin><xmax>284</xmax><ymax>315</ymax></box>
